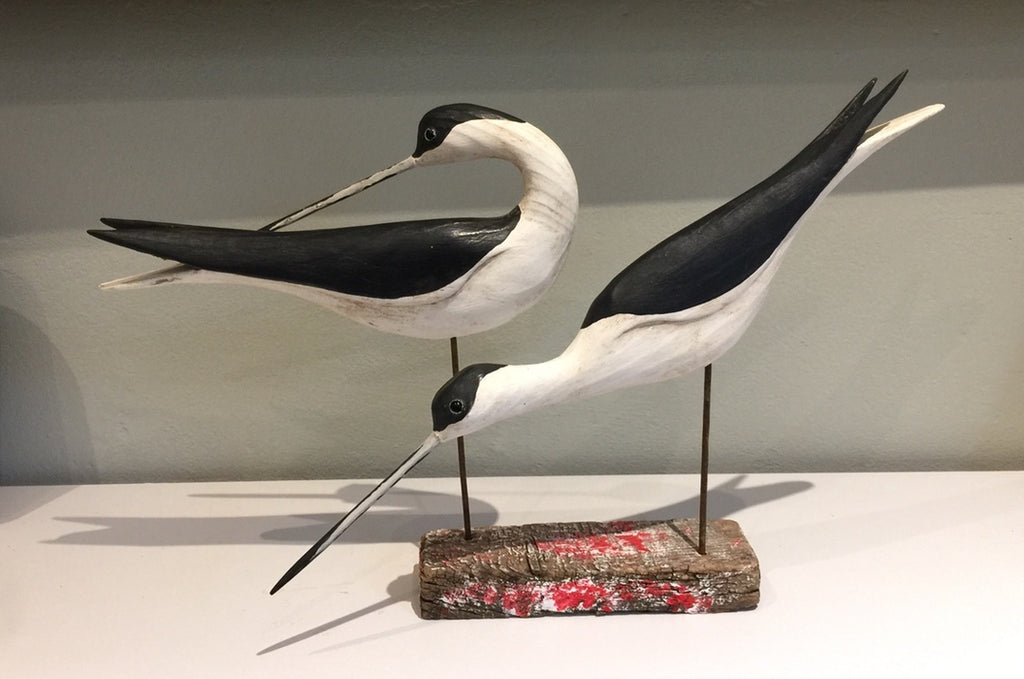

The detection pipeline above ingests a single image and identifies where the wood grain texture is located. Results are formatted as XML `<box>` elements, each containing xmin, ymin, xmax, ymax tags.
<box><xmin>419</xmin><ymin>519</ymin><xmax>759</xmax><ymax>618</ymax></box>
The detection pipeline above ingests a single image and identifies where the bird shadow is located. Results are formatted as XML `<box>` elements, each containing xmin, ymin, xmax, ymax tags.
<box><xmin>258</xmin><ymin>571</ymin><xmax>421</xmax><ymax>656</ymax></box>
<box><xmin>45</xmin><ymin>484</ymin><xmax>499</xmax><ymax>546</ymax></box>
<box><xmin>44</xmin><ymin>475</ymin><xmax>809</xmax><ymax>546</ymax></box>
<box><xmin>616</xmin><ymin>474</ymin><xmax>813</xmax><ymax>523</ymax></box>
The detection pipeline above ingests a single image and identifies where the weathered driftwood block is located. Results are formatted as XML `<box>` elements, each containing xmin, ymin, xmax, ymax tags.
<box><xmin>419</xmin><ymin>518</ymin><xmax>759</xmax><ymax>619</ymax></box>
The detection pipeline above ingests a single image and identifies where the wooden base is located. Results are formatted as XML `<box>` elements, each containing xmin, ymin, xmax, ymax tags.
<box><xmin>419</xmin><ymin>518</ymin><xmax>759</xmax><ymax>619</ymax></box>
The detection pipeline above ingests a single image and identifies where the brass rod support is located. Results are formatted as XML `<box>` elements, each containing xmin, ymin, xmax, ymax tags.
<box><xmin>698</xmin><ymin>364</ymin><xmax>712</xmax><ymax>555</ymax></box>
<box><xmin>450</xmin><ymin>337</ymin><xmax>473</xmax><ymax>540</ymax></box>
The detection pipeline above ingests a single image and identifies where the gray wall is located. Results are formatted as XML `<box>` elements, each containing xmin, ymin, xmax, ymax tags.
<box><xmin>2</xmin><ymin>1</ymin><xmax>1021</xmax><ymax>485</ymax></box>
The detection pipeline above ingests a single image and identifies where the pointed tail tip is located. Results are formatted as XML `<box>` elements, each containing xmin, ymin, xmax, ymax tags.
<box><xmin>94</xmin><ymin>263</ymin><xmax>198</xmax><ymax>290</ymax></box>
<box><xmin>913</xmin><ymin>103</ymin><xmax>945</xmax><ymax>122</ymax></box>
<box><xmin>97</xmin><ymin>275</ymin><xmax>142</xmax><ymax>291</ymax></box>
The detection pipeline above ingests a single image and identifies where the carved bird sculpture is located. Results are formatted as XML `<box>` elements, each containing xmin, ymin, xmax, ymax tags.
<box><xmin>89</xmin><ymin>104</ymin><xmax>578</xmax><ymax>339</ymax></box>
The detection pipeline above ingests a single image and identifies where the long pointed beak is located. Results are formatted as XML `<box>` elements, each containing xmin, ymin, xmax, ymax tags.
<box><xmin>270</xmin><ymin>432</ymin><xmax>442</xmax><ymax>595</ymax></box>
<box><xmin>260</xmin><ymin>155</ymin><xmax>418</xmax><ymax>232</ymax></box>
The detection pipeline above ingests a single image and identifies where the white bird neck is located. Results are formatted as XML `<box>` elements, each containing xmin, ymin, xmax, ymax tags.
<box><xmin>509</xmin><ymin>124</ymin><xmax>579</xmax><ymax>235</ymax></box>
<box><xmin>466</xmin><ymin>352</ymin><xmax>585</xmax><ymax>436</ymax></box>
<box><xmin>457</xmin><ymin>119</ymin><xmax>579</xmax><ymax>233</ymax></box>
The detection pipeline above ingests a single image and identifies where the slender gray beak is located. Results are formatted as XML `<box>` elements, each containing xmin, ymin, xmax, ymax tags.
<box><xmin>260</xmin><ymin>155</ymin><xmax>418</xmax><ymax>232</ymax></box>
<box><xmin>270</xmin><ymin>432</ymin><xmax>441</xmax><ymax>594</ymax></box>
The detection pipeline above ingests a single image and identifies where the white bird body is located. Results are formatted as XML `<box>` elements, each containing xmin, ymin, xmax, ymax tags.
<box><xmin>468</xmin><ymin>268</ymin><xmax>771</xmax><ymax>430</ymax></box>
<box><xmin>92</xmin><ymin>109</ymin><xmax>578</xmax><ymax>339</ymax></box>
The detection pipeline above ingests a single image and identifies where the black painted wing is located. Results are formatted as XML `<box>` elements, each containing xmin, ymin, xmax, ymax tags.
<box><xmin>89</xmin><ymin>208</ymin><xmax>520</xmax><ymax>299</ymax></box>
<box><xmin>581</xmin><ymin>72</ymin><xmax>907</xmax><ymax>328</ymax></box>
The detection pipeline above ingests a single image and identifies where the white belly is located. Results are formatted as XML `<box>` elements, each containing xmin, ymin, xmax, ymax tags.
<box><xmin>560</xmin><ymin>240</ymin><xmax>791</xmax><ymax>400</ymax></box>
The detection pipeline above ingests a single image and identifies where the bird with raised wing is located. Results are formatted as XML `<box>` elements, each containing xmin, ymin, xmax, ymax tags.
<box><xmin>271</xmin><ymin>72</ymin><xmax>943</xmax><ymax>594</ymax></box>
<box><xmin>89</xmin><ymin>104</ymin><xmax>578</xmax><ymax>339</ymax></box>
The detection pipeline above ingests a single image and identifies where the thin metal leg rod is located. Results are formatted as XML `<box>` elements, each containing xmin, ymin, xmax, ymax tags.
<box><xmin>450</xmin><ymin>337</ymin><xmax>473</xmax><ymax>540</ymax></box>
<box><xmin>698</xmin><ymin>363</ymin><xmax>712</xmax><ymax>555</ymax></box>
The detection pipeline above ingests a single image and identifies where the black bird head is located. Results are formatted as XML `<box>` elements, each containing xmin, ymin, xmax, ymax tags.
<box><xmin>430</xmin><ymin>362</ymin><xmax>506</xmax><ymax>438</ymax></box>
<box><xmin>250</xmin><ymin>104</ymin><xmax>527</xmax><ymax>231</ymax></box>
<box><xmin>413</xmin><ymin>104</ymin><xmax>525</xmax><ymax>159</ymax></box>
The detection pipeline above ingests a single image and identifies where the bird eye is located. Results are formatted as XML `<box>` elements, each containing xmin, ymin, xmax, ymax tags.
<box><xmin>448</xmin><ymin>399</ymin><xmax>464</xmax><ymax>415</ymax></box>
<box><xmin>423</xmin><ymin>127</ymin><xmax>437</xmax><ymax>142</ymax></box>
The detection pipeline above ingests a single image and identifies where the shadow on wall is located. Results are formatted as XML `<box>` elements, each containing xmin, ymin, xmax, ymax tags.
<box><xmin>0</xmin><ymin>303</ymin><xmax>97</xmax><ymax>487</ymax></box>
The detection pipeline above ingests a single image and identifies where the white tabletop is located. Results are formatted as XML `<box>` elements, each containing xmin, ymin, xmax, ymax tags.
<box><xmin>3</xmin><ymin>471</ymin><xmax>1022</xmax><ymax>677</ymax></box>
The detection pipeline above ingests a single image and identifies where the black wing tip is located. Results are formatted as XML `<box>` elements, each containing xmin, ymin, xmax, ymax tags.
<box><xmin>857</xmin><ymin>76</ymin><xmax>879</xmax><ymax>101</ymax></box>
<box><xmin>889</xmin><ymin>69</ymin><xmax>910</xmax><ymax>87</ymax></box>
<box><xmin>87</xmin><ymin>225</ymin><xmax>157</xmax><ymax>248</ymax></box>
<box><xmin>855</xmin><ymin>69</ymin><xmax>907</xmax><ymax>101</ymax></box>
<box><xmin>87</xmin><ymin>228</ymin><xmax>119</xmax><ymax>243</ymax></box>
<box><xmin>90</xmin><ymin>218</ymin><xmax>151</xmax><ymax>242</ymax></box>
<box><xmin>98</xmin><ymin>217</ymin><xmax>216</xmax><ymax>230</ymax></box>
<box><xmin>811</xmin><ymin>70</ymin><xmax>910</xmax><ymax>147</ymax></box>
<box><xmin>98</xmin><ymin>217</ymin><xmax>166</xmax><ymax>229</ymax></box>
<box><xmin>866</xmin><ymin>70</ymin><xmax>909</xmax><ymax>108</ymax></box>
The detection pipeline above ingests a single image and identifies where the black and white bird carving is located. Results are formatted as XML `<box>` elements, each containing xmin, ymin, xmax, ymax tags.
<box><xmin>90</xmin><ymin>104</ymin><xmax>578</xmax><ymax>339</ymax></box>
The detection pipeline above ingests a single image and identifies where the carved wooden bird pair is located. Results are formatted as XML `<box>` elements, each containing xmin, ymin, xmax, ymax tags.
<box><xmin>89</xmin><ymin>72</ymin><xmax>943</xmax><ymax>592</ymax></box>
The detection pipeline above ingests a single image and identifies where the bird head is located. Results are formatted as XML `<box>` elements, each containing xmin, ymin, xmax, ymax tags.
<box><xmin>267</xmin><ymin>360</ymin><xmax>512</xmax><ymax>594</ymax></box>
<box><xmin>429</xmin><ymin>362</ymin><xmax>508</xmax><ymax>442</ymax></box>
<box><xmin>262</xmin><ymin>104</ymin><xmax>527</xmax><ymax>231</ymax></box>
<box><xmin>411</xmin><ymin>104</ymin><xmax>527</xmax><ymax>166</ymax></box>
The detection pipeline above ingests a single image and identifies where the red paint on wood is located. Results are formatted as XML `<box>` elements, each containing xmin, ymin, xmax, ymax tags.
<box><xmin>440</xmin><ymin>577</ymin><xmax>713</xmax><ymax>617</ymax></box>
<box><xmin>547</xmin><ymin>580</ymin><xmax>611</xmax><ymax>612</ymax></box>
<box><xmin>536</xmin><ymin>524</ymin><xmax>656</xmax><ymax>560</ymax></box>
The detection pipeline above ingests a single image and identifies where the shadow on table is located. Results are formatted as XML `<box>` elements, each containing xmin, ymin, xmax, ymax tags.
<box><xmin>44</xmin><ymin>474</ymin><xmax>811</xmax><ymax>547</ymax></box>
<box><xmin>45</xmin><ymin>475</ymin><xmax>812</xmax><ymax>547</ymax></box>
<box><xmin>45</xmin><ymin>484</ymin><xmax>498</xmax><ymax>546</ymax></box>
<box><xmin>258</xmin><ymin>571</ymin><xmax>423</xmax><ymax>656</ymax></box>
<box><xmin>617</xmin><ymin>474</ymin><xmax>813</xmax><ymax>522</ymax></box>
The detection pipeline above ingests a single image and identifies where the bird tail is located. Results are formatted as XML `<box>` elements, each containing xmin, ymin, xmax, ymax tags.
<box><xmin>89</xmin><ymin>218</ymin><xmax>226</xmax><ymax>289</ymax></box>
<box><xmin>835</xmin><ymin>103</ymin><xmax>945</xmax><ymax>186</ymax></box>
<box><xmin>793</xmin><ymin>71</ymin><xmax>911</xmax><ymax>178</ymax></box>
<box><xmin>762</xmin><ymin>71</ymin><xmax>941</xmax><ymax>216</ymax></box>
<box><xmin>88</xmin><ymin>217</ymin><xmax>288</xmax><ymax>289</ymax></box>
<box><xmin>90</xmin><ymin>218</ymin><xmax>249</xmax><ymax>260</ymax></box>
